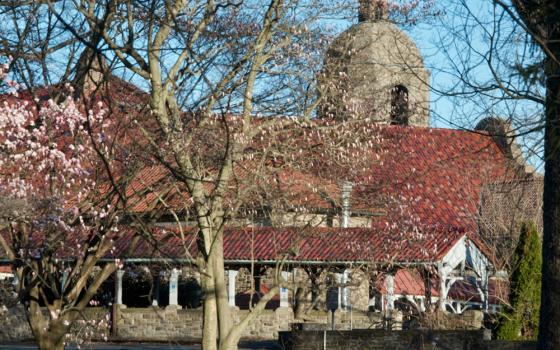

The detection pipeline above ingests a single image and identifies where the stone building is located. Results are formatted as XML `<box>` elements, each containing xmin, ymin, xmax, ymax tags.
<box><xmin>0</xmin><ymin>0</ymin><xmax>542</xmax><ymax>343</ymax></box>
<box><xmin>318</xmin><ymin>0</ymin><xmax>430</xmax><ymax>125</ymax></box>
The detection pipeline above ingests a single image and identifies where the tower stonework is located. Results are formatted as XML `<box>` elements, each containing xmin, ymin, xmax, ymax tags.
<box><xmin>318</xmin><ymin>0</ymin><xmax>430</xmax><ymax>126</ymax></box>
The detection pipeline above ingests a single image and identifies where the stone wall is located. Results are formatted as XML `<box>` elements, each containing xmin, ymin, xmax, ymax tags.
<box><xmin>0</xmin><ymin>306</ymin><xmax>32</xmax><ymax>342</ymax></box>
<box><xmin>0</xmin><ymin>306</ymin><xmax>110</xmax><ymax>343</ymax></box>
<box><xmin>116</xmin><ymin>307</ymin><xmax>302</xmax><ymax>340</ymax></box>
<box><xmin>114</xmin><ymin>307</ymin><xmax>385</xmax><ymax>341</ymax></box>
<box><xmin>279</xmin><ymin>330</ymin><xmax>536</xmax><ymax>350</ymax></box>
<box><xmin>115</xmin><ymin>306</ymin><xmax>203</xmax><ymax>341</ymax></box>
<box><xmin>0</xmin><ymin>305</ymin><xmax>486</xmax><ymax>344</ymax></box>
<box><xmin>87</xmin><ymin>306</ymin><xmax>296</xmax><ymax>341</ymax></box>
<box><xmin>297</xmin><ymin>309</ymin><xmax>395</xmax><ymax>331</ymax></box>
<box><xmin>0</xmin><ymin>305</ymin><xmax>391</xmax><ymax>343</ymax></box>
<box><xmin>417</xmin><ymin>310</ymin><xmax>484</xmax><ymax>330</ymax></box>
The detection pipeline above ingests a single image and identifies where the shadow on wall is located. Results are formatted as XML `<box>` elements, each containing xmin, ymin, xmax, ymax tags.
<box><xmin>236</xmin><ymin>292</ymin><xmax>280</xmax><ymax>310</ymax></box>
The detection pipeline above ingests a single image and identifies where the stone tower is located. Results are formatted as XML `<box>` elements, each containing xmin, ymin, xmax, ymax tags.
<box><xmin>318</xmin><ymin>0</ymin><xmax>430</xmax><ymax>126</ymax></box>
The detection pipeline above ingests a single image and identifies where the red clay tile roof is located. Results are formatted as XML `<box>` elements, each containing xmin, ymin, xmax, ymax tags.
<box><xmin>7</xmin><ymin>76</ymin><xmax>523</xmax><ymax>230</ymax></box>
<box><xmin>375</xmin><ymin>270</ymin><xmax>508</xmax><ymax>305</ymax></box>
<box><xmin>0</xmin><ymin>224</ymin><xmax>476</xmax><ymax>265</ymax></box>
<box><xmin>352</xmin><ymin>126</ymin><xmax>522</xmax><ymax>231</ymax></box>
<box><xmin>1</xmin><ymin>76</ymin><xmax>525</xmax><ymax>268</ymax></box>
<box><xmin>104</xmin><ymin>225</ymin><xmax>468</xmax><ymax>264</ymax></box>
<box><xmin>448</xmin><ymin>277</ymin><xmax>509</xmax><ymax>305</ymax></box>
<box><xmin>377</xmin><ymin>268</ymin><xmax>440</xmax><ymax>296</ymax></box>
<box><xmin>121</xmin><ymin>124</ymin><xmax>522</xmax><ymax>233</ymax></box>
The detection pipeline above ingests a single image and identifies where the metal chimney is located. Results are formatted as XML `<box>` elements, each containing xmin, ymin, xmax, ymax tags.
<box><xmin>341</xmin><ymin>181</ymin><xmax>353</xmax><ymax>228</ymax></box>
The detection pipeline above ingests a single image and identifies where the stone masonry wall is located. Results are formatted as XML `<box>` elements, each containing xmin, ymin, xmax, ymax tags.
<box><xmin>0</xmin><ymin>306</ymin><xmax>32</xmax><ymax>342</ymax></box>
<box><xmin>116</xmin><ymin>306</ymin><xmax>295</xmax><ymax>341</ymax></box>
<box><xmin>0</xmin><ymin>306</ymin><xmax>484</xmax><ymax>343</ymax></box>
<box><xmin>0</xmin><ymin>306</ymin><xmax>110</xmax><ymax>342</ymax></box>
<box><xmin>279</xmin><ymin>330</ymin><xmax>536</xmax><ymax>350</ymax></box>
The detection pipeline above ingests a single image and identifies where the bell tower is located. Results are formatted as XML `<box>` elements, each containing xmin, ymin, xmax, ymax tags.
<box><xmin>318</xmin><ymin>0</ymin><xmax>430</xmax><ymax>126</ymax></box>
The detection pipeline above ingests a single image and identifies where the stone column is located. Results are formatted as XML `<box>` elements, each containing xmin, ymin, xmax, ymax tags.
<box><xmin>385</xmin><ymin>274</ymin><xmax>395</xmax><ymax>311</ymax></box>
<box><xmin>341</xmin><ymin>269</ymin><xmax>350</xmax><ymax>310</ymax></box>
<box><xmin>115</xmin><ymin>269</ymin><xmax>125</xmax><ymax>305</ymax></box>
<box><xmin>152</xmin><ymin>273</ymin><xmax>160</xmax><ymax>307</ymax></box>
<box><xmin>169</xmin><ymin>268</ymin><xmax>179</xmax><ymax>306</ymax></box>
<box><xmin>280</xmin><ymin>271</ymin><xmax>290</xmax><ymax>308</ymax></box>
<box><xmin>418</xmin><ymin>297</ymin><xmax>426</xmax><ymax>312</ymax></box>
<box><xmin>227</xmin><ymin>269</ymin><xmax>238</xmax><ymax>307</ymax></box>
<box><xmin>335</xmin><ymin>272</ymin><xmax>343</xmax><ymax>310</ymax></box>
<box><xmin>368</xmin><ymin>295</ymin><xmax>376</xmax><ymax>310</ymax></box>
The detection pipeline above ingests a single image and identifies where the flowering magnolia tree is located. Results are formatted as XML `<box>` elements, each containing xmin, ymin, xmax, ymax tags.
<box><xmin>0</xmin><ymin>60</ymin><xmax>132</xmax><ymax>350</ymax></box>
<box><xmin>0</xmin><ymin>1</ymin><xmax>440</xmax><ymax>349</ymax></box>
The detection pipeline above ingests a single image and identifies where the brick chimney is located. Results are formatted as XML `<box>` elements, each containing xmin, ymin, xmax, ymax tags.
<box><xmin>358</xmin><ymin>0</ymin><xmax>388</xmax><ymax>22</ymax></box>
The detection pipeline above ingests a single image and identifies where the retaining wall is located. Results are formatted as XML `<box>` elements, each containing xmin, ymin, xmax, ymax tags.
<box><xmin>278</xmin><ymin>330</ymin><xmax>537</xmax><ymax>350</ymax></box>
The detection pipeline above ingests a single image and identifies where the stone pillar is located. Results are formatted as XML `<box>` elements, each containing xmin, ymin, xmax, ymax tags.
<box><xmin>115</xmin><ymin>269</ymin><xmax>124</xmax><ymax>305</ymax></box>
<box><xmin>227</xmin><ymin>269</ymin><xmax>238</xmax><ymax>307</ymax></box>
<box><xmin>418</xmin><ymin>297</ymin><xmax>426</xmax><ymax>312</ymax></box>
<box><xmin>335</xmin><ymin>272</ymin><xmax>343</xmax><ymax>310</ymax></box>
<box><xmin>280</xmin><ymin>271</ymin><xmax>290</xmax><ymax>308</ymax></box>
<box><xmin>342</xmin><ymin>269</ymin><xmax>350</xmax><ymax>310</ymax></box>
<box><xmin>152</xmin><ymin>274</ymin><xmax>160</xmax><ymax>307</ymax></box>
<box><xmin>385</xmin><ymin>274</ymin><xmax>395</xmax><ymax>311</ymax></box>
<box><xmin>169</xmin><ymin>268</ymin><xmax>179</xmax><ymax>306</ymax></box>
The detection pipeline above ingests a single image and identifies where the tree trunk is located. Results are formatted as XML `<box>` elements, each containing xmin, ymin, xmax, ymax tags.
<box><xmin>538</xmin><ymin>43</ymin><xmax>560</xmax><ymax>349</ymax></box>
<box><xmin>213</xmin><ymin>228</ymin><xmax>233</xmax><ymax>349</ymax></box>
<box><xmin>37</xmin><ymin>332</ymin><xmax>65</xmax><ymax>350</ymax></box>
<box><xmin>201</xmin><ymin>256</ymin><xmax>218</xmax><ymax>350</ymax></box>
<box><xmin>28</xmin><ymin>305</ymin><xmax>67</xmax><ymax>350</ymax></box>
<box><xmin>220</xmin><ymin>286</ymin><xmax>279</xmax><ymax>350</ymax></box>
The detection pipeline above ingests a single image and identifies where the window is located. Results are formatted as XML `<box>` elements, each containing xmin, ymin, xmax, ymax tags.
<box><xmin>390</xmin><ymin>85</ymin><xmax>409</xmax><ymax>125</ymax></box>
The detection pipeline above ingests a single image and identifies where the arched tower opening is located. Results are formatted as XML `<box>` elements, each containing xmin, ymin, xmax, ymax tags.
<box><xmin>390</xmin><ymin>85</ymin><xmax>409</xmax><ymax>125</ymax></box>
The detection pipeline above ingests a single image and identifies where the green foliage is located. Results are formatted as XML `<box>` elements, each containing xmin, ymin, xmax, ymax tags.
<box><xmin>497</xmin><ymin>222</ymin><xmax>542</xmax><ymax>340</ymax></box>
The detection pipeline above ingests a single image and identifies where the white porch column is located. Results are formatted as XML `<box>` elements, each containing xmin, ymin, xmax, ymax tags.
<box><xmin>169</xmin><ymin>268</ymin><xmax>179</xmax><ymax>306</ymax></box>
<box><xmin>280</xmin><ymin>271</ymin><xmax>290</xmax><ymax>308</ymax></box>
<box><xmin>342</xmin><ymin>269</ymin><xmax>350</xmax><ymax>310</ymax></box>
<box><xmin>152</xmin><ymin>273</ymin><xmax>161</xmax><ymax>307</ymax></box>
<box><xmin>418</xmin><ymin>297</ymin><xmax>426</xmax><ymax>312</ymax></box>
<box><xmin>481</xmin><ymin>267</ymin><xmax>490</xmax><ymax>312</ymax></box>
<box><xmin>115</xmin><ymin>269</ymin><xmax>124</xmax><ymax>305</ymax></box>
<box><xmin>335</xmin><ymin>272</ymin><xmax>343</xmax><ymax>309</ymax></box>
<box><xmin>438</xmin><ymin>263</ymin><xmax>449</xmax><ymax>311</ymax></box>
<box><xmin>385</xmin><ymin>274</ymin><xmax>395</xmax><ymax>311</ymax></box>
<box><xmin>227</xmin><ymin>269</ymin><xmax>238</xmax><ymax>307</ymax></box>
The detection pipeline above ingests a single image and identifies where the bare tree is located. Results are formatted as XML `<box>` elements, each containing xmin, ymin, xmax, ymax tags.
<box><xmin>428</xmin><ymin>0</ymin><xmax>559</xmax><ymax>348</ymax></box>
<box><xmin>1</xmin><ymin>1</ymin><xmax>442</xmax><ymax>349</ymax></box>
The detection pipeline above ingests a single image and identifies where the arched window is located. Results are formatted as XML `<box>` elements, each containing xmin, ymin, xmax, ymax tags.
<box><xmin>390</xmin><ymin>85</ymin><xmax>409</xmax><ymax>125</ymax></box>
